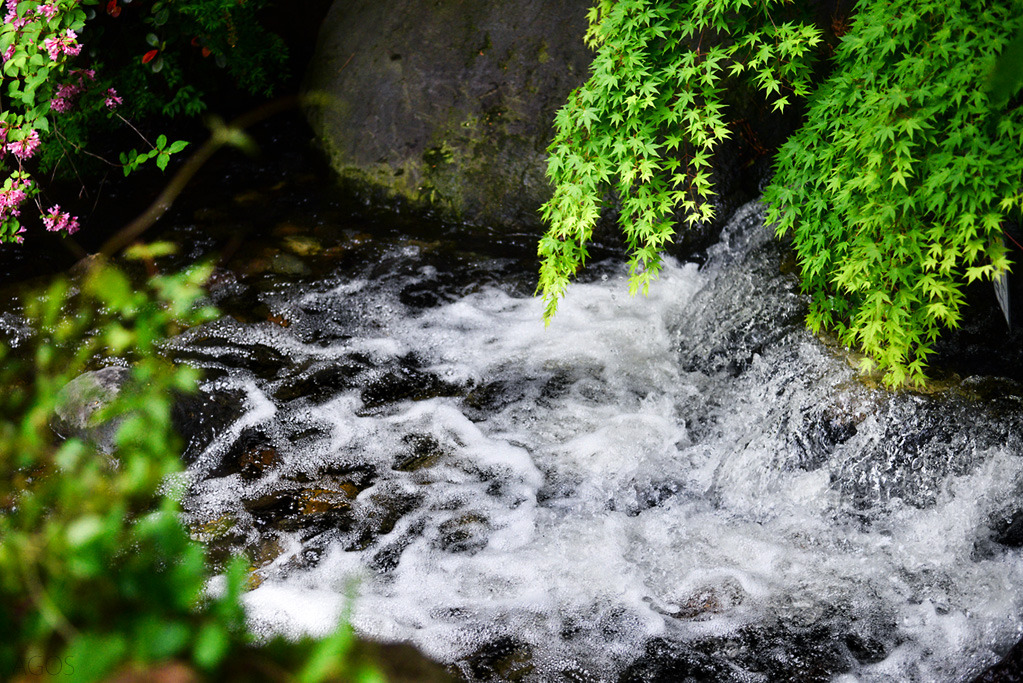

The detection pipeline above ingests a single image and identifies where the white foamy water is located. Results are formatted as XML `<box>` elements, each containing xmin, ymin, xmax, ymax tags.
<box><xmin>179</xmin><ymin>202</ymin><xmax>1023</xmax><ymax>681</ymax></box>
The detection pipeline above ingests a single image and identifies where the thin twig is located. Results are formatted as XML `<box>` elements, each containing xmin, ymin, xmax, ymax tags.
<box><xmin>115</xmin><ymin>112</ymin><xmax>153</xmax><ymax>149</ymax></box>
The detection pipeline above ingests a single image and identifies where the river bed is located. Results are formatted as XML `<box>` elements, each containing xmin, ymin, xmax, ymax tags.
<box><xmin>162</xmin><ymin>193</ymin><xmax>1023</xmax><ymax>682</ymax></box>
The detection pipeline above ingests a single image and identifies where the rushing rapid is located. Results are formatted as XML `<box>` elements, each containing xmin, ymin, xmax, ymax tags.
<box><xmin>176</xmin><ymin>202</ymin><xmax>1023</xmax><ymax>681</ymax></box>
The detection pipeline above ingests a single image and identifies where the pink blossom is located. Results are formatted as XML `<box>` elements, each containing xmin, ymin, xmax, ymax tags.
<box><xmin>71</xmin><ymin>68</ymin><xmax>95</xmax><ymax>84</ymax></box>
<box><xmin>42</xmin><ymin>205</ymin><xmax>79</xmax><ymax>235</ymax></box>
<box><xmin>4</xmin><ymin>0</ymin><xmax>27</xmax><ymax>29</ymax></box>
<box><xmin>2</xmin><ymin>45</ymin><xmax>13</xmax><ymax>63</ymax></box>
<box><xmin>53</xmin><ymin>83</ymin><xmax>83</xmax><ymax>112</ymax></box>
<box><xmin>6</xmin><ymin>129</ymin><xmax>39</xmax><ymax>160</ymax></box>
<box><xmin>55</xmin><ymin>83</ymin><xmax>81</xmax><ymax>99</ymax></box>
<box><xmin>63</xmin><ymin>29</ymin><xmax>81</xmax><ymax>56</ymax></box>
<box><xmin>13</xmin><ymin>226</ymin><xmax>26</xmax><ymax>244</ymax></box>
<box><xmin>42</xmin><ymin>29</ymin><xmax>80</xmax><ymax>61</ymax></box>
<box><xmin>42</xmin><ymin>36</ymin><xmax>63</xmax><ymax>61</ymax></box>
<box><xmin>104</xmin><ymin>88</ymin><xmax>122</xmax><ymax>110</ymax></box>
<box><xmin>37</xmin><ymin>3</ymin><xmax>58</xmax><ymax>20</ymax></box>
<box><xmin>0</xmin><ymin>176</ymin><xmax>32</xmax><ymax>222</ymax></box>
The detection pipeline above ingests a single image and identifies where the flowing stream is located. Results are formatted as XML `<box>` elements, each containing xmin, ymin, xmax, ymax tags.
<box><xmin>173</xmin><ymin>201</ymin><xmax>1023</xmax><ymax>681</ymax></box>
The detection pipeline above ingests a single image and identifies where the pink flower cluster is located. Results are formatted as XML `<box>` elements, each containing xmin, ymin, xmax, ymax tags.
<box><xmin>3</xmin><ymin>0</ymin><xmax>28</xmax><ymax>29</ymax></box>
<box><xmin>50</xmin><ymin>70</ymin><xmax>97</xmax><ymax>114</ymax></box>
<box><xmin>104</xmin><ymin>88</ymin><xmax>122</xmax><ymax>110</ymax></box>
<box><xmin>6</xmin><ymin>129</ymin><xmax>39</xmax><ymax>160</ymax></box>
<box><xmin>4</xmin><ymin>0</ymin><xmax>57</xmax><ymax>25</ymax></box>
<box><xmin>0</xmin><ymin>176</ymin><xmax>32</xmax><ymax>223</ymax></box>
<box><xmin>51</xmin><ymin>82</ymin><xmax>81</xmax><ymax>113</ymax></box>
<box><xmin>42</xmin><ymin>28</ymin><xmax>81</xmax><ymax>61</ymax></box>
<box><xmin>42</xmin><ymin>204</ymin><xmax>79</xmax><ymax>234</ymax></box>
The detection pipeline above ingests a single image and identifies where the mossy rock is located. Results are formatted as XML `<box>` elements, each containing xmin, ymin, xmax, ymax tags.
<box><xmin>303</xmin><ymin>0</ymin><xmax>593</xmax><ymax>230</ymax></box>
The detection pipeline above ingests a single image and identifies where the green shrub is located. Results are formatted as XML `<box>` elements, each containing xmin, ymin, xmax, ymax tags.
<box><xmin>0</xmin><ymin>248</ymin><xmax>382</xmax><ymax>682</ymax></box>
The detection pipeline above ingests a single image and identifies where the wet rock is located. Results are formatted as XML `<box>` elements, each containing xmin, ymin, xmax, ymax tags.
<box><xmin>463</xmin><ymin>379</ymin><xmax>520</xmax><ymax>415</ymax></box>
<box><xmin>190</xmin><ymin>513</ymin><xmax>250</xmax><ymax>571</ymax></box>
<box><xmin>676</xmin><ymin>215</ymin><xmax>805</xmax><ymax>378</ymax></box>
<box><xmin>831</xmin><ymin>397</ymin><xmax>991</xmax><ymax>510</ymax></box>
<box><xmin>369</xmin><ymin>518</ymin><xmax>426</xmax><ymax>572</ymax></box>
<box><xmin>208</xmin><ymin>426</ymin><xmax>279</xmax><ymax>479</ymax></box>
<box><xmin>653</xmin><ymin>580</ymin><xmax>746</xmax><ymax>620</ymax></box>
<box><xmin>629</xmin><ymin>480</ymin><xmax>683</xmax><ymax>515</ymax></box>
<box><xmin>348</xmin><ymin>483</ymin><xmax>425</xmax><ymax>549</ymax></box>
<box><xmin>173</xmin><ymin>387</ymin><xmax>247</xmax><ymax>463</ymax></box>
<box><xmin>359</xmin><ymin>355</ymin><xmax>464</xmax><ymax>412</ymax></box>
<box><xmin>623</xmin><ymin>621</ymin><xmax>854</xmax><ymax>683</ymax></box>
<box><xmin>52</xmin><ymin>366</ymin><xmax>130</xmax><ymax>454</ymax></box>
<box><xmin>271</xmin><ymin>252</ymin><xmax>311</xmax><ymax>276</ymax></box>
<box><xmin>435</xmin><ymin>512</ymin><xmax>489</xmax><ymax>555</ymax></box>
<box><xmin>314</xmin><ymin>462</ymin><xmax>379</xmax><ymax>488</ymax></box>
<box><xmin>282</xmin><ymin>234</ymin><xmax>323</xmax><ymax>257</ymax></box>
<box><xmin>273</xmin><ymin>357</ymin><xmax>370</xmax><ymax>404</ymax></box>
<box><xmin>985</xmin><ymin>505</ymin><xmax>1023</xmax><ymax>551</ymax></box>
<box><xmin>619</xmin><ymin>637</ymin><xmax>733</xmax><ymax>683</ymax></box>
<box><xmin>211</xmin><ymin>284</ymin><xmax>275</xmax><ymax>325</ymax></box>
<box><xmin>463</xmin><ymin>636</ymin><xmax>534</xmax><ymax>682</ymax></box>
<box><xmin>239</xmin><ymin>447</ymin><xmax>282</xmax><ymax>481</ymax></box>
<box><xmin>843</xmin><ymin>632</ymin><xmax>890</xmax><ymax>665</ymax></box>
<box><xmin>971</xmin><ymin>637</ymin><xmax>1023</xmax><ymax>682</ymax></box>
<box><xmin>395</xmin><ymin>433</ymin><xmax>447</xmax><ymax>471</ymax></box>
<box><xmin>299</xmin><ymin>487</ymin><xmax>356</xmax><ymax>516</ymax></box>
<box><xmin>244</xmin><ymin>490</ymin><xmax>302</xmax><ymax>531</ymax></box>
<box><xmin>172</xmin><ymin>336</ymin><xmax>289</xmax><ymax>380</ymax></box>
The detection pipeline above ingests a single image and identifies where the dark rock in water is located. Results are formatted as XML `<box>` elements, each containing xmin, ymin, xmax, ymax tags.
<box><xmin>789</xmin><ymin>403</ymin><xmax>862</xmax><ymax>471</ymax></box>
<box><xmin>369</xmin><ymin>517</ymin><xmax>426</xmax><ymax>572</ymax></box>
<box><xmin>304</xmin><ymin>0</ymin><xmax>593</xmax><ymax>229</ymax></box>
<box><xmin>463</xmin><ymin>636</ymin><xmax>535</xmax><ymax>682</ymax></box>
<box><xmin>274</xmin><ymin>356</ymin><xmax>371</xmax><ymax>404</ymax></box>
<box><xmin>622</xmin><ymin>621</ymin><xmax>855</xmax><ymax>683</ymax></box>
<box><xmin>992</xmin><ymin>509</ymin><xmax>1023</xmax><ymax>549</ymax></box>
<box><xmin>395</xmin><ymin>433</ymin><xmax>447</xmax><ymax>471</ymax></box>
<box><xmin>52</xmin><ymin>365</ymin><xmax>245</xmax><ymax>461</ymax></box>
<box><xmin>435</xmin><ymin>512</ymin><xmax>490</xmax><ymax>555</ymax></box>
<box><xmin>676</xmin><ymin>216</ymin><xmax>805</xmax><ymax>377</ymax></box>
<box><xmin>361</xmin><ymin>484</ymin><xmax>425</xmax><ymax>538</ymax></box>
<box><xmin>208</xmin><ymin>426</ymin><xmax>278</xmax><ymax>479</ymax></box>
<box><xmin>359</xmin><ymin>354</ymin><xmax>465</xmax><ymax>412</ymax></box>
<box><xmin>173</xmin><ymin>387</ymin><xmax>246</xmax><ymax>462</ymax></box>
<box><xmin>244</xmin><ymin>490</ymin><xmax>301</xmax><ymax>530</ymax></box>
<box><xmin>52</xmin><ymin>366</ymin><xmax>131</xmax><ymax>454</ymax></box>
<box><xmin>843</xmin><ymin>632</ymin><xmax>890</xmax><ymax>665</ymax></box>
<box><xmin>172</xmin><ymin>336</ymin><xmax>289</xmax><ymax>380</ymax></box>
<box><xmin>972</xmin><ymin>637</ymin><xmax>1023</xmax><ymax>683</ymax></box>
<box><xmin>619</xmin><ymin>637</ymin><xmax>734</xmax><ymax>683</ymax></box>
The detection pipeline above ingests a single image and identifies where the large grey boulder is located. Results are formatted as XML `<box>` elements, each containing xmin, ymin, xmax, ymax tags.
<box><xmin>303</xmin><ymin>0</ymin><xmax>593</xmax><ymax>229</ymax></box>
